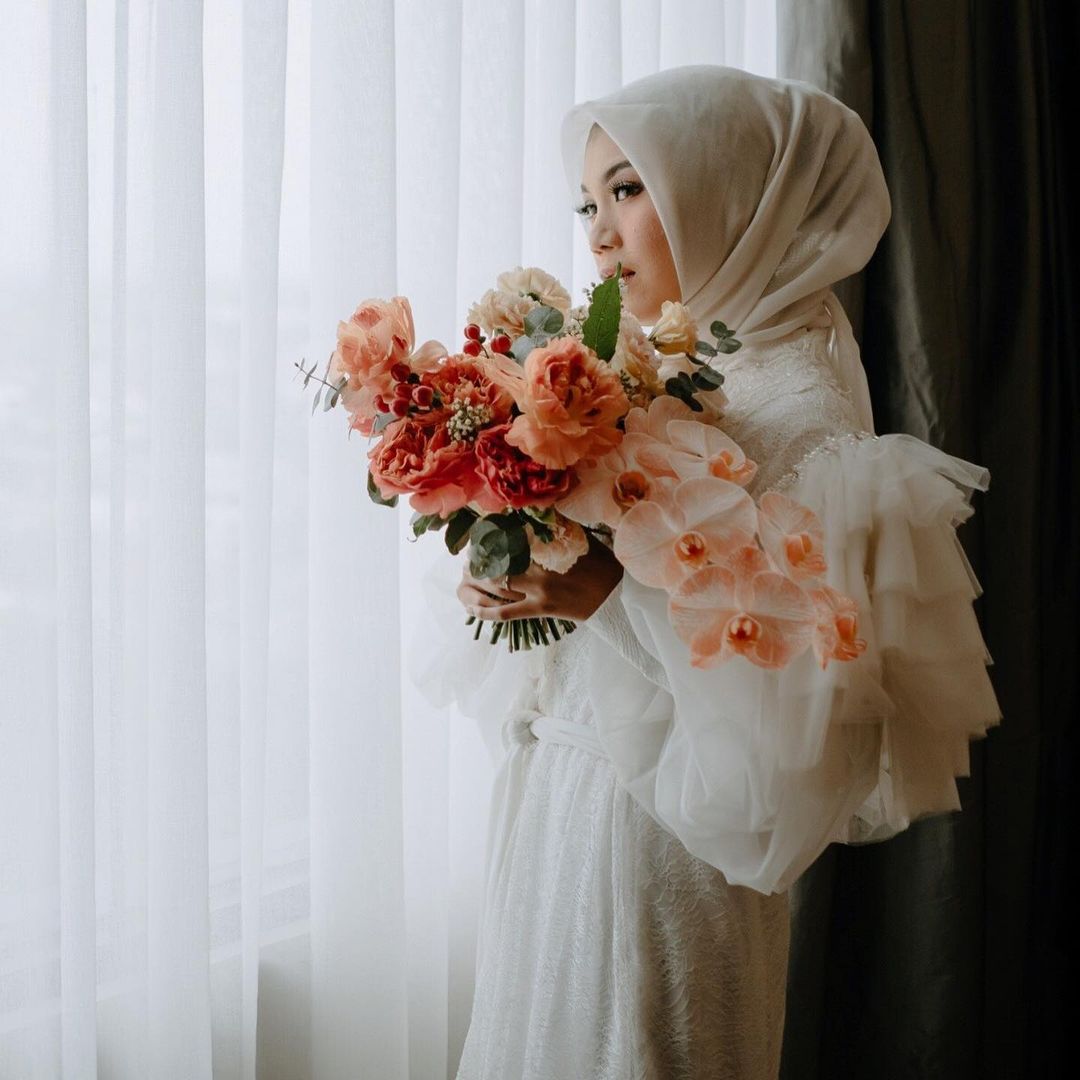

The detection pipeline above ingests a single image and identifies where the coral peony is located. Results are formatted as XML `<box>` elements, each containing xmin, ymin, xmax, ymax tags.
<box><xmin>495</xmin><ymin>337</ymin><xmax>630</xmax><ymax>470</ymax></box>
<box><xmin>367</xmin><ymin>417</ymin><xmax>485</xmax><ymax>517</ymax></box>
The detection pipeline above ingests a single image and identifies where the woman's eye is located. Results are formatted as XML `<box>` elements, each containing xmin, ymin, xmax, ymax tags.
<box><xmin>574</xmin><ymin>180</ymin><xmax>641</xmax><ymax>219</ymax></box>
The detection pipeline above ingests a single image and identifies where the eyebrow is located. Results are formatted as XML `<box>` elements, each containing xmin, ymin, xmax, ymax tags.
<box><xmin>580</xmin><ymin>159</ymin><xmax>634</xmax><ymax>193</ymax></box>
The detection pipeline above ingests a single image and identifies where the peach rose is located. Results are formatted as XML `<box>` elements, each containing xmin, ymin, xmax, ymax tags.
<box><xmin>494</xmin><ymin>336</ymin><xmax>630</xmax><ymax>470</ymax></box>
<box><xmin>330</xmin><ymin>296</ymin><xmax>446</xmax><ymax>433</ymax></box>
<box><xmin>525</xmin><ymin>513</ymin><xmax>590</xmax><ymax>573</ymax></box>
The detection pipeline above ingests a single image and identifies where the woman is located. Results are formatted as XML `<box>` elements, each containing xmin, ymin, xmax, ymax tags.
<box><xmin>416</xmin><ymin>65</ymin><xmax>1002</xmax><ymax>1079</ymax></box>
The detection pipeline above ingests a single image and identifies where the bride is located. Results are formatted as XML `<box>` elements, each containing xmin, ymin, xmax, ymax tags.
<box><xmin>415</xmin><ymin>64</ymin><xmax>1002</xmax><ymax>1080</ymax></box>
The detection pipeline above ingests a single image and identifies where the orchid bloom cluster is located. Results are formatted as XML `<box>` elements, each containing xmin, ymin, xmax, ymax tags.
<box><xmin>298</xmin><ymin>265</ymin><xmax>867</xmax><ymax>669</ymax></box>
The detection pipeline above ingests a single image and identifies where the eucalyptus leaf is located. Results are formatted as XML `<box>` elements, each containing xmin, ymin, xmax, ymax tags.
<box><xmin>694</xmin><ymin>340</ymin><xmax>718</xmax><ymax>357</ymax></box>
<box><xmin>311</xmin><ymin>388</ymin><xmax>322</xmax><ymax>415</ymax></box>
<box><xmin>524</xmin><ymin>305</ymin><xmax>565</xmax><ymax>338</ymax></box>
<box><xmin>444</xmin><ymin>508</ymin><xmax>476</xmax><ymax>554</ymax></box>
<box><xmin>509</xmin><ymin>335</ymin><xmax>536</xmax><ymax>363</ymax></box>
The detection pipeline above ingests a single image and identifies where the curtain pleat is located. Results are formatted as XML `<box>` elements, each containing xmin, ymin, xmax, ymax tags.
<box><xmin>1</xmin><ymin>2</ymin><xmax>778</xmax><ymax>1076</ymax></box>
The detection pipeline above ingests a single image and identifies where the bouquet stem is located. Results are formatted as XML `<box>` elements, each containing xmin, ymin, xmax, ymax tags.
<box><xmin>463</xmin><ymin>614</ymin><xmax>577</xmax><ymax>651</ymax></box>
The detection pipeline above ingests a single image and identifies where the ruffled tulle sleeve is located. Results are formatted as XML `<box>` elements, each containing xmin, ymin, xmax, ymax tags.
<box><xmin>583</xmin><ymin>429</ymin><xmax>1003</xmax><ymax>895</ymax></box>
<box><xmin>408</xmin><ymin>552</ymin><xmax>543</xmax><ymax>769</ymax></box>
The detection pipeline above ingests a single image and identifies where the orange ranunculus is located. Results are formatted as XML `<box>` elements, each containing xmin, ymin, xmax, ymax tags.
<box><xmin>667</xmin><ymin>544</ymin><xmax>818</xmax><ymax>670</ymax></box>
<box><xmin>420</xmin><ymin>354</ymin><xmax>516</xmax><ymax>425</ymax></box>
<box><xmin>806</xmin><ymin>583</ymin><xmax>867</xmax><ymax>669</ymax></box>
<box><xmin>367</xmin><ymin>417</ymin><xmax>484</xmax><ymax>517</ymax></box>
<box><xmin>495</xmin><ymin>337</ymin><xmax>630</xmax><ymax>470</ymax></box>
<box><xmin>756</xmin><ymin>491</ymin><xmax>828</xmax><ymax>582</ymax></box>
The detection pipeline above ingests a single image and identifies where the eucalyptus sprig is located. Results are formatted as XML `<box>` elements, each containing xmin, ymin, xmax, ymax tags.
<box><xmin>294</xmin><ymin>353</ymin><xmax>349</xmax><ymax>416</ymax></box>
<box><xmin>662</xmin><ymin>319</ymin><xmax>742</xmax><ymax>413</ymax></box>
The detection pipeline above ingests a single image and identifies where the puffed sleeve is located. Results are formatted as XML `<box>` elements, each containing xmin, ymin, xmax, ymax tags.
<box><xmin>582</xmin><ymin>429</ymin><xmax>1003</xmax><ymax>895</ymax></box>
<box><xmin>408</xmin><ymin>551</ymin><xmax>543</xmax><ymax>769</ymax></box>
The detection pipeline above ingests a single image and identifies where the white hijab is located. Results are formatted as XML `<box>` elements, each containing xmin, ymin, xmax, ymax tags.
<box><xmin>560</xmin><ymin>64</ymin><xmax>891</xmax><ymax>434</ymax></box>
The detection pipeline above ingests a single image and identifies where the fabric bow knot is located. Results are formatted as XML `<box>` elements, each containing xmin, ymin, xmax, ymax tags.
<box><xmin>502</xmin><ymin>707</ymin><xmax>544</xmax><ymax>750</ymax></box>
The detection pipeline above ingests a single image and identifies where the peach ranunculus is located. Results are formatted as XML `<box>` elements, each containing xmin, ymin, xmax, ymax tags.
<box><xmin>493</xmin><ymin>336</ymin><xmax>630</xmax><ymax>470</ymax></box>
<box><xmin>525</xmin><ymin>513</ymin><xmax>590</xmax><ymax>573</ymax></box>
<box><xmin>471</xmin><ymin>421</ymin><xmax>577</xmax><ymax>512</ymax></box>
<box><xmin>667</xmin><ymin>544</ymin><xmax>818</xmax><ymax>670</ymax></box>
<box><xmin>367</xmin><ymin>417</ymin><xmax>485</xmax><ymax>517</ymax></box>
<box><xmin>648</xmin><ymin>300</ymin><xmax>699</xmax><ymax>356</ymax></box>
<box><xmin>495</xmin><ymin>266</ymin><xmax>573</xmax><ymax>315</ymax></box>
<box><xmin>331</xmin><ymin>296</ymin><xmax>447</xmax><ymax>435</ymax></box>
<box><xmin>419</xmin><ymin>354</ymin><xmax>516</xmax><ymax>430</ymax></box>
<box><xmin>465</xmin><ymin>288</ymin><xmax>538</xmax><ymax>338</ymax></box>
<box><xmin>613</xmin><ymin>476</ymin><xmax>759</xmax><ymax>591</ymax></box>
<box><xmin>806</xmin><ymin>582</ymin><xmax>867</xmax><ymax>670</ymax></box>
<box><xmin>553</xmin><ymin>431</ymin><xmax>678</xmax><ymax>530</ymax></box>
<box><xmin>756</xmin><ymin>491</ymin><xmax>828</xmax><ymax>582</ymax></box>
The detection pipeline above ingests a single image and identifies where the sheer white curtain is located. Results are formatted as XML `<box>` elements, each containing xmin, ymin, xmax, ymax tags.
<box><xmin>0</xmin><ymin>1</ymin><xmax>775</xmax><ymax>1076</ymax></box>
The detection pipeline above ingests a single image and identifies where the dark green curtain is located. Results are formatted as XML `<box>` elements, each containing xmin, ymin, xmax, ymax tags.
<box><xmin>776</xmin><ymin>3</ymin><xmax>1075</xmax><ymax>1078</ymax></box>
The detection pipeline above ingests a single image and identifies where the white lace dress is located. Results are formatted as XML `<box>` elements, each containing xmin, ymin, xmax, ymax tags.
<box><xmin>421</xmin><ymin>325</ymin><xmax>1001</xmax><ymax>1080</ymax></box>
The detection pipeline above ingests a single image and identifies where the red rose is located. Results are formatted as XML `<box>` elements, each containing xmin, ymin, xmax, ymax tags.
<box><xmin>472</xmin><ymin>421</ymin><xmax>577</xmax><ymax>512</ymax></box>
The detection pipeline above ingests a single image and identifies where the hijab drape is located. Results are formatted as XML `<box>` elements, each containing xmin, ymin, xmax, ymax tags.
<box><xmin>560</xmin><ymin>64</ymin><xmax>891</xmax><ymax>434</ymax></box>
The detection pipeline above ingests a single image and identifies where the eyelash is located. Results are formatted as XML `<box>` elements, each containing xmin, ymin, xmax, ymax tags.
<box><xmin>574</xmin><ymin>180</ymin><xmax>641</xmax><ymax>219</ymax></box>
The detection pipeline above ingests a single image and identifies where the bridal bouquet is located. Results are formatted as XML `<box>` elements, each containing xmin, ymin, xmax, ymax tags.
<box><xmin>297</xmin><ymin>264</ymin><xmax>867</xmax><ymax>672</ymax></box>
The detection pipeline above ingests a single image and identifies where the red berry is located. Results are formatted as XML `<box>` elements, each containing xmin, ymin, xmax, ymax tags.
<box><xmin>390</xmin><ymin>362</ymin><xmax>410</xmax><ymax>382</ymax></box>
<box><xmin>394</xmin><ymin>381</ymin><xmax>413</xmax><ymax>399</ymax></box>
<box><xmin>491</xmin><ymin>333</ymin><xmax>511</xmax><ymax>353</ymax></box>
<box><xmin>412</xmin><ymin>385</ymin><xmax>434</xmax><ymax>408</ymax></box>
<box><xmin>390</xmin><ymin>398</ymin><xmax>410</xmax><ymax>418</ymax></box>
<box><xmin>373</xmin><ymin>394</ymin><xmax>388</xmax><ymax>412</ymax></box>
<box><xmin>464</xmin><ymin>323</ymin><xmax>482</xmax><ymax>341</ymax></box>
<box><xmin>462</xmin><ymin>339</ymin><xmax>482</xmax><ymax>357</ymax></box>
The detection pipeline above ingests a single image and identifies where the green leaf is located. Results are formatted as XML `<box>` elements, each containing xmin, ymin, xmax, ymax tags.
<box><xmin>444</xmin><ymin>508</ymin><xmax>476</xmax><ymax>554</ymax></box>
<box><xmin>694</xmin><ymin>340</ymin><xmax>718</xmax><ymax>357</ymax></box>
<box><xmin>366</xmin><ymin>470</ymin><xmax>398</xmax><ymax>507</ymax></box>
<box><xmin>311</xmin><ymin>388</ymin><xmax>322</xmax><ymax>415</ymax></box>
<box><xmin>580</xmin><ymin>265</ymin><xmax>622</xmax><ymax>361</ymax></box>
<box><xmin>710</xmin><ymin>320</ymin><xmax>732</xmax><ymax>338</ymax></box>
<box><xmin>717</xmin><ymin>338</ymin><xmax>742</xmax><ymax>354</ymax></box>
<box><xmin>410</xmin><ymin>512</ymin><xmax>446</xmax><ymax>538</ymax></box>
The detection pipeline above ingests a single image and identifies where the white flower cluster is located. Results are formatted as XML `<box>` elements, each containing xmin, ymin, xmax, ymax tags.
<box><xmin>446</xmin><ymin>399</ymin><xmax>493</xmax><ymax>443</ymax></box>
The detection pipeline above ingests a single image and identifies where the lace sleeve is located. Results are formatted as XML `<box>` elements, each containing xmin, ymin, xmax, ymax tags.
<box><xmin>584</xmin><ymin>575</ymin><xmax>672</xmax><ymax>694</ymax></box>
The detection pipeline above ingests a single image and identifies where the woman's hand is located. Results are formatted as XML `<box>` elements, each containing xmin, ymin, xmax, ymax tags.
<box><xmin>456</xmin><ymin>530</ymin><xmax>625</xmax><ymax>623</ymax></box>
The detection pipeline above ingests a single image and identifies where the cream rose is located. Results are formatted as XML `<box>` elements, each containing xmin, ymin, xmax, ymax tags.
<box><xmin>611</xmin><ymin>313</ymin><xmax>665</xmax><ymax>396</ymax></box>
<box><xmin>466</xmin><ymin>288</ymin><xmax>538</xmax><ymax>338</ymax></box>
<box><xmin>648</xmin><ymin>300</ymin><xmax>699</xmax><ymax>356</ymax></box>
<box><xmin>496</xmin><ymin>266</ymin><xmax>573</xmax><ymax>314</ymax></box>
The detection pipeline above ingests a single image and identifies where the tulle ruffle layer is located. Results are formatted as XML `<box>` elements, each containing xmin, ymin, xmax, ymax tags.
<box><xmin>587</xmin><ymin>431</ymin><xmax>1003</xmax><ymax>894</ymax></box>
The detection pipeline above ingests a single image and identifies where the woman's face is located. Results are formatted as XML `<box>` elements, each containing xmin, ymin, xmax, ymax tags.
<box><xmin>575</xmin><ymin>125</ymin><xmax>681</xmax><ymax>326</ymax></box>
